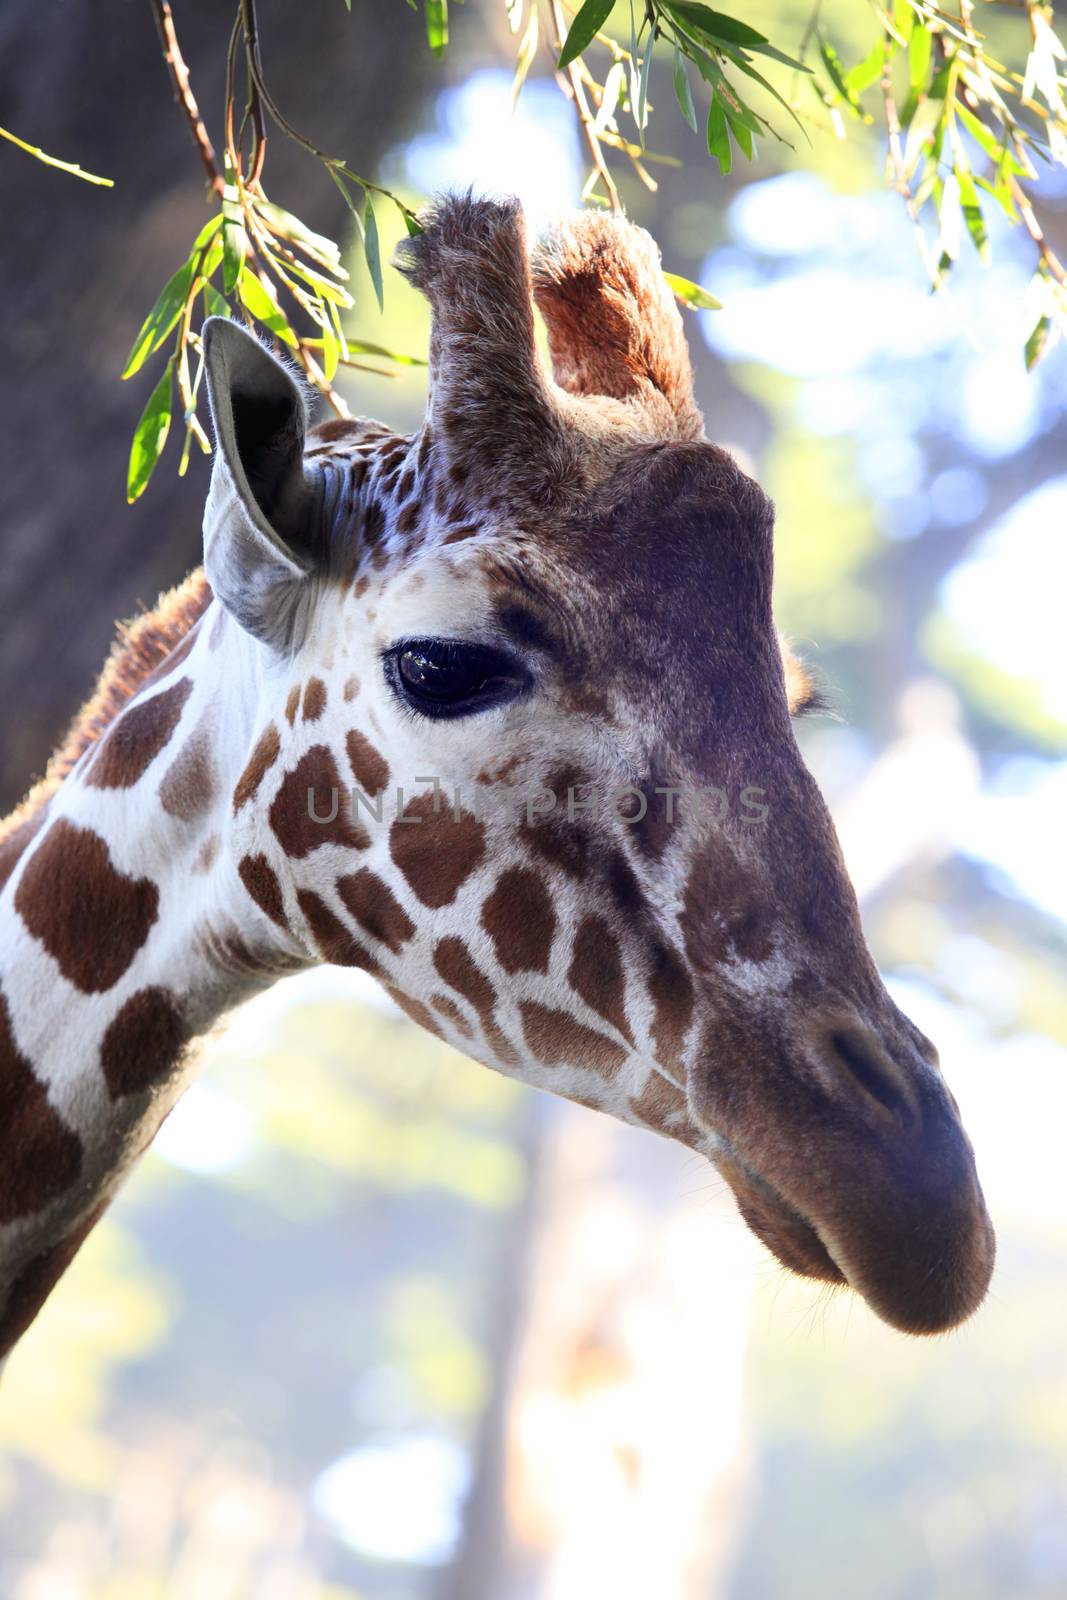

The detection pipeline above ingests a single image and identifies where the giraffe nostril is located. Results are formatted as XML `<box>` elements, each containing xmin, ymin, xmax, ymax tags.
<box><xmin>819</xmin><ymin>1026</ymin><xmax>922</xmax><ymax>1131</ymax></box>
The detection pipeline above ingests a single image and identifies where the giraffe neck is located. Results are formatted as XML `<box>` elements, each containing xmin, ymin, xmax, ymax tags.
<box><xmin>0</xmin><ymin>592</ymin><xmax>303</xmax><ymax>1351</ymax></box>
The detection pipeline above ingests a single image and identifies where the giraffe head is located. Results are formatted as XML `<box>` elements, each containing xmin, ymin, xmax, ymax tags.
<box><xmin>203</xmin><ymin>194</ymin><xmax>993</xmax><ymax>1336</ymax></box>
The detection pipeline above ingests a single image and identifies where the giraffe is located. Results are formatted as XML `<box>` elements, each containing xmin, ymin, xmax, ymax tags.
<box><xmin>0</xmin><ymin>194</ymin><xmax>994</xmax><ymax>1364</ymax></box>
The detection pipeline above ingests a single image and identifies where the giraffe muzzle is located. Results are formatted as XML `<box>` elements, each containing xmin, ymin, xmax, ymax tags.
<box><xmin>689</xmin><ymin>1013</ymin><xmax>996</xmax><ymax>1335</ymax></box>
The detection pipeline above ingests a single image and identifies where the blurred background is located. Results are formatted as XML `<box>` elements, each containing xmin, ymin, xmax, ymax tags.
<box><xmin>1</xmin><ymin>1</ymin><xmax>1066</xmax><ymax>1595</ymax></box>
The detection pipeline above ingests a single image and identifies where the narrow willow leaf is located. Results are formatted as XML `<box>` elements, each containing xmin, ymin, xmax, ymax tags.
<box><xmin>973</xmin><ymin>171</ymin><xmax>1020</xmax><ymax>223</ymax></box>
<box><xmin>203</xmin><ymin>283</ymin><xmax>231</xmax><ymax>319</ymax></box>
<box><xmin>222</xmin><ymin>184</ymin><xmax>247</xmax><ymax>296</ymax></box>
<box><xmin>363</xmin><ymin>192</ymin><xmax>385</xmax><ymax>311</ymax></box>
<box><xmin>892</xmin><ymin>0</ymin><xmax>914</xmax><ymax>44</ymax></box>
<box><xmin>637</xmin><ymin>34</ymin><xmax>655</xmax><ymax>137</ymax></box>
<box><xmin>559</xmin><ymin>0</ymin><xmax>615</xmax><ymax>68</ymax></box>
<box><xmin>726</xmin><ymin>104</ymin><xmax>755</xmax><ymax>159</ymax></box>
<box><xmin>845</xmin><ymin>45</ymin><xmax>884</xmax><ymax>97</ymax></box>
<box><xmin>663</xmin><ymin>271</ymin><xmax>722</xmax><ymax>309</ymax></box>
<box><xmin>512</xmin><ymin>8</ymin><xmax>540</xmax><ymax>107</ymax></box>
<box><xmin>237</xmin><ymin>266</ymin><xmax>298</xmax><ymax>347</ymax></box>
<box><xmin>254</xmin><ymin>199</ymin><xmax>343</xmax><ymax>265</ymax></box>
<box><xmin>938</xmin><ymin>171</ymin><xmax>962</xmax><ymax>260</ymax></box>
<box><xmin>345</xmin><ymin>339</ymin><xmax>428</xmax><ymax>366</ymax></box>
<box><xmin>706</xmin><ymin>93</ymin><xmax>732</xmax><ymax>173</ymax></box>
<box><xmin>721</xmin><ymin>47</ymin><xmax>801</xmax><ymax>135</ymax></box>
<box><xmin>594</xmin><ymin>59</ymin><xmax>626</xmax><ymax>132</ymax></box>
<box><xmin>426</xmin><ymin>0</ymin><xmax>448</xmax><ymax>56</ymax></box>
<box><xmin>664</xmin><ymin>3</ymin><xmax>810</xmax><ymax>71</ymax></box>
<box><xmin>908</xmin><ymin>23</ymin><xmax>932</xmax><ymax>95</ymax></box>
<box><xmin>819</xmin><ymin>38</ymin><xmax>864</xmax><ymax>116</ymax></box>
<box><xmin>955</xmin><ymin>104</ymin><xmax>1028</xmax><ymax>176</ymax></box>
<box><xmin>400</xmin><ymin>206</ymin><xmax>425</xmax><ymax>237</ymax></box>
<box><xmin>1025</xmin><ymin>312</ymin><xmax>1052</xmax><ymax>370</ymax></box>
<box><xmin>123</xmin><ymin>257</ymin><xmax>195</xmax><ymax>379</ymax></box>
<box><xmin>957</xmin><ymin>170</ymin><xmax>990</xmax><ymax>262</ymax></box>
<box><xmin>506</xmin><ymin>0</ymin><xmax>523</xmax><ymax>32</ymax></box>
<box><xmin>320</xmin><ymin>322</ymin><xmax>341</xmax><ymax>382</ymax></box>
<box><xmin>127</xmin><ymin>363</ymin><xmax>174</xmax><ymax>503</ymax></box>
<box><xmin>673</xmin><ymin>43</ymin><xmax>698</xmax><ymax>132</ymax></box>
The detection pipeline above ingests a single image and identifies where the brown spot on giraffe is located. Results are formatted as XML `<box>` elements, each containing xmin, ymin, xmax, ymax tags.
<box><xmin>85</xmin><ymin>677</ymin><xmax>193</xmax><ymax>790</ymax></box>
<box><xmin>0</xmin><ymin>990</ymin><xmax>82</xmax><ymax>1221</ymax></box>
<box><xmin>336</xmin><ymin>868</ymin><xmax>415</xmax><ymax>954</ymax></box>
<box><xmin>296</xmin><ymin>889</ymin><xmax>380</xmax><ymax>972</ymax></box>
<box><xmin>519</xmin><ymin>1001</ymin><xmax>629</xmax><ymax>1078</ymax></box>
<box><xmin>384</xmin><ymin>985</ymin><xmax>443</xmax><ymax>1039</ymax></box>
<box><xmin>343</xmin><ymin>676</ymin><xmax>361</xmax><ymax>702</ymax></box>
<box><xmin>0</xmin><ymin>1201</ymin><xmax>107</xmax><ymax>1359</ymax></box>
<box><xmin>238</xmin><ymin>853</ymin><xmax>289</xmax><ymax>931</ymax></box>
<box><xmin>159</xmin><ymin>720</ymin><xmax>218</xmax><ymax>822</ymax></box>
<box><xmin>233</xmin><ymin>723</ymin><xmax>281</xmax><ymax>813</ymax></box>
<box><xmin>303</xmin><ymin>677</ymin><xmax>327</xmax><ymax>722</ymax></box>
<box><xmin>481</xmin><ymin>866</ymin><xmax>555</xmax><ymax>973</ymax></box>
<box><xmin>628</xmin><ymin>1070</ymin><xmax>689</xmax><ymax>1135</ymax></box>
<box><xmin>568</xmin><ymin>914</ymin><xmax>633</xmax><ymax>1044</ymax></box>
<box><xmin>353</xmin><ymin>576</ymin><xmax>371</xmax><ymax>600</ymax></box>
<box><xmin>0</xmin><ymin>802</ymin><xmax>50</xmax><ymax>895</ymax></box>
<box><xmin>16</xmin><ymin>821</ymin><xmax>159</xmax><ymax>993</ymax></box>
<box><xmin>432</xmin><ymin>936</ymin><xmax>519</xmax><ymax>1065</ymax></box>
<box><xmin>647</xmin><ymin>940</ymin><xmax>694</xmax><ymax>1072</ymax></box>
<box><xmin>390</xmin><ymin>792</ymin><xmax>486</xmax><ymax>909</ymax></box>
<box><xmin>270</xmin><ymin>746</ymin><xmax>370</xmax><ymax>858</ymax></box>
<box><xmin>396</xmin><ymin>499</ymin><xmax>422</xmax><ymax>536</ymax></box>
<box><xmin>678</xmin><ymin>832</ymin><xmax>775</xmax><ymax>968</ymax></box>
<box><xmin>346</xmin><ymin>730</ymin><xmax>390</xmax><ymax>798</ymax></box>
<box><xmin>100</xmin><ymin>987</ymin><xmax>190</xmax><ymax>1099</ymax></box>
<box><xmin>431</xmin><ymin>993</ymin><xmax>474</xmax><ymax>1038</ymax></box>
<box><xmin>284</xmin><ymin>685</ymin><xmax>301</xmax><ymax>726</ymax></box>
<box><xmin>196</xmin><ymin>834</ymin><xmax>220</xmax><ymax>874</ymax></box>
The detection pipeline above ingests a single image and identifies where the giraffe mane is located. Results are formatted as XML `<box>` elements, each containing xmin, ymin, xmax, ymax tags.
<box><xmin>0</xmin><ymin>568</ymin><xmax>211</xmax><ymax>855</ymax></box>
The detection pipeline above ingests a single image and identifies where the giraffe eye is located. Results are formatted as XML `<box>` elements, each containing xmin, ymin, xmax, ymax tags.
<box><xmin>387</xmin><ymin>638</ymin><xmax>531</xmax><ymax>720</ymax></box>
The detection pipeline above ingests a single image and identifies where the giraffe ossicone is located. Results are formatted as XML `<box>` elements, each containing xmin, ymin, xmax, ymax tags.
<box><xmin>0</xmin><ymin>194</ymin><xmax>993</xmax><ymax>1363</ymax></box>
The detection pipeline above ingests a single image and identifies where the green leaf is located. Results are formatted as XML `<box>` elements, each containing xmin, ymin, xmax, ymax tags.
<box><xmin>203</xmin><ymin>283</ymin><xmax>231</xmax><ymax>319</ymax></box>
<box><xmin>559</xmin><ymin>0</ymin><xmax>615</xmax><ymax>68</ymax></box>
<box><xmin>237</xmin><ymin>266</ymin><xmax>298</xmax><ymax>347</ymax></box>
<box><xmin>673</xmin><ymin>43</ymin><xmax>698</xmax><ymax>132</ymax></box>
<box><xmin>726</xmin><ymin>103</ymin><xmax>754</xmax><ymax>159</ymax></box>
<box><xmin>819</xmin><ymin>37</ymin><xmax>865</xmax><ymax>117</ymax></box>
<box><xmin>123</xmin><ymin>257</ymin><xmax>194</xmax><ymax>380</ymax></box>
<box><xmin>1025</xmin><ymin>312</ymin><xmax>1052</xmax><ymax>370</ymax></box>
<box><xmin>845</xmin><ymin>45</ymin><xmax>885</xmax><ymax>97</ymax></box>
<box><xmin>706</xmin><ymin>93</ymin><xmax>732</xmax><ymax>173</ymax></box>
<box><xmin>908</xmin><ymin>23</ymin><xmax>932</xmax><ymax>96</ymax></box>
<box><xmin>662</xmin><ymin>270</ymin><xmax>722</xmax><ymax>309</ymax></box>
<box><xmin>425</xmin><ymin>0</ymin><xmax>448</xmax><ymax>56</ymax></box>
<box><xmin>254</xmin><ymin>199</ymin><xmax>343</xmax><ymax>265</ymax></box>
<box><xmin>957</xmin><ymin>169</ymin><xmax>990</xmax><ymax>262</ymax></box>
<box><xmin>363</xmin><ymin>192</ymin><xmax>384</xmax><ymax>311</ymax></box>
<box><xmin>512</xmin><ymin>8</ymin><xmax>540</xmax><ymax>107</ymax></box>
<box><xmin>637</xmin><ymin>33</ymin><xmax>655</xmax><ymax>137</ymax></box>
<box><xmin>222</xmin><ymin>184</ymin><xmax>247</xmax><ymax>295</ymax></box>
<box><xmin>938</xmin><ymin>171</ymin><xmax>962</xmax><ymax>261</ymax></box>
<box><xmin>664</xmin><ymin>3</ymin><xmax>810</xmax><ymax>71</ymax></box>
<box><xmin>345</xmin><ymin>339</ymin><xmax>428</xmax><ymax>366</ymax></box>
<box><xmin>127</xmin><ymin>362</ymin><xmax>174</xmax><ymax>503</ymax></box>
<box><xmin>320</xmin><ymin>322</ymin><xmax>341</xmax><ymax>382</ymax></box>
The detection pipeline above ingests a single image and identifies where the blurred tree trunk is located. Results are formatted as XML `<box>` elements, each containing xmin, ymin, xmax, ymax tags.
<box><xmin>0</xmin><ymin>0</ymin><xmax>432</xmax><ymax>810</ymax></box>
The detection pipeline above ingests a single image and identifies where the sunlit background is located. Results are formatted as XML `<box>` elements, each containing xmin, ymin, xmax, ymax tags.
<box><xmin>3</xmin><ymin>2</ymin><xmax>1067</xmax><ymax>1596</ymax></box>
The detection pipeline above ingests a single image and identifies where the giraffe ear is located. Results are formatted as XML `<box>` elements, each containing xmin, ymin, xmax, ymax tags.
<box><xmin>202</xmin><ymin>317</ymin><xmax>315</xmax><ymax>650</ymax></box>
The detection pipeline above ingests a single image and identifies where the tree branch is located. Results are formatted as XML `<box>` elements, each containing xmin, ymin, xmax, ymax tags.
<box><xmin>149</xmin><ymin>0</ymin><xmax>225</xmax><ymax>197</ymax></box>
